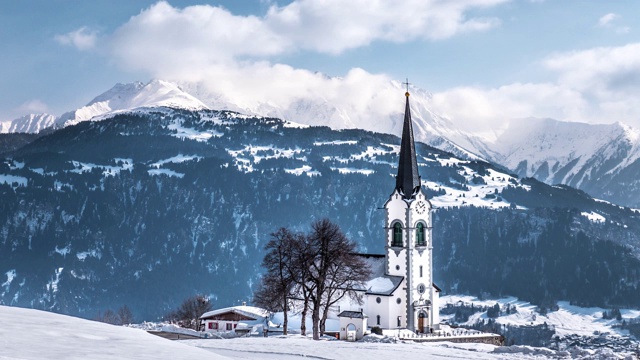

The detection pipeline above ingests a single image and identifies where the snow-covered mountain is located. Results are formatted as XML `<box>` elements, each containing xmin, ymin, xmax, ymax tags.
<box><xmin>3</xmin><ymin>80</ymin><xmax>207</xmax><ymax>135</ymax></box>
<box><xmin>2</xmin><ymin>79</ymin><xmax>486</xmax><ymax>161</ymax></box>
<box><xmin>5</xmin><ymin>113</ymin><xmax>57</xmax><ymax>134</ymax></box>
<box><xmin>55</xmin><ymin>80</ymin><xmax>208</xmax><ymax>128</ymax></box>
<box><xmin>486</xmin><ymin>118</ymin><xmax>640</xmax><ymax>183</ymax></box>
<box><xmin>178</xmin><ymin>79</ymin><xmax>488</xmax><ymax>160</ymax></box>
<box><xmin>480</xmin><ymin>118</ymin><xmax>640</xmax><ymax>206</ymax></box>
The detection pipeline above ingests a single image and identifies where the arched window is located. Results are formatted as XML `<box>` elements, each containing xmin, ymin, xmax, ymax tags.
<box><xmin>415</xmin><ymin>222</ymin><xmax>426</xmax><ymax>246</ymax></box>
<box><xmin>392</xmin><ymin>222</ymin><xmax>403</xmax><ymax>247</ymax></box>
<box><xmin>376</xmin><ymin>315</ymin><xmax>381</xmax><ymax>325</ymax></box>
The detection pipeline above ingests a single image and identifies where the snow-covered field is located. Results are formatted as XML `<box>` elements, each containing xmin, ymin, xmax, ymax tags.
<box><xmin>0</xmin><ymin>305</ymin><xmax>223</xmax><ymax>360</ymax></box>
<box><xmin>1</xmin><ymin>304</ymin><xmax>635</xmax><ymax>360</ymax></box>
<box><xmin>440</xmin><ymin>295</ymin><xmax>640</xmax><ymax>337</ymax></box>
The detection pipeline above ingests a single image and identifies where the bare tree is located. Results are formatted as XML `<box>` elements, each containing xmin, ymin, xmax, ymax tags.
<box><xmin>102</xmin><ymin>309</ymin><xmax>118</xmax><ymax>325</ymax></box>
<box><xmin>166</xmin><ymin>295</ymin><xmax>213</xmax><ymax>330</ymax></box>
<box><xmin>253</xmin><ymin>228</ymin><xmax>301</xmax><ymax>334</ymax></box>
<box><xmin>306</xmin><ymin>219</ymin><xmax>371</xmax><ymax>340</ymax></box>
<box><xmin>117</xmin><ymin>305</ymin><xmax>134</xmax><ymax>325</ymax></box>
<box><xmin>291</xmin><ymin>235</ymin><xmax>316</xmax><ymax>337</ymax></box>
<box><xmin>319</xmin><ymin>249</ymin><xmax>370</xmax><ymax>336</ymax></box>
<box><xmin>255</xmin><ymin>219</ymin><xmax>370</xmax><ymax>339</ymax></box>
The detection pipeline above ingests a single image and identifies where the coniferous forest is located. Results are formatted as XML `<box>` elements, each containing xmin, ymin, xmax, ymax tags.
<box><xmin>1</xmin><ymin>109</ymin><xmax>639</xmax><ymax>319</ymax></box>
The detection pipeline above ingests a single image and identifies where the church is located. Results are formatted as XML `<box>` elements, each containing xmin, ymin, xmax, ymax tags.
<box><xmin>344</xmin><ymin>87</ymin><xmax>440</xmax><ymax>334</ymax></box>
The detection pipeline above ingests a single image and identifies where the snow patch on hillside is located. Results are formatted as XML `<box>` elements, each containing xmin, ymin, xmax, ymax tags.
<box><xmin>168</xmin><ymin>120</ymin><xmax>221</xmax><ymax>142</ymax></box>
<box><xmin>148</xmin><ymin>169</ymin><xmax>185</xmax><ymax>178</ymax></box>
<box><xmin>150</xmin><ymin>154</ymin><xmax>202</xmax><ymax>168</ymax></box>
<box><xmin>581</xmin><ymin>211</ymin><xmax>606</xmax><ymax>223</ymax></box>
<box><xmin>68</xmin><ymin>159</ymin><xmax>133</xmax><ymax>177</ymax></box>
<box><xmin>284</xmin><ymin>165</ymin><xmax>320</xmax><ymax>177</ymax></box>
<box><xmin>331</xmin><ymin>167</ymin><xmax>375</xmax><ymax>175</ymax></box>
<box><xmin>0</xmin><ymin>174</ymin><xmax>28</xmax><ymax>187</ymax></box>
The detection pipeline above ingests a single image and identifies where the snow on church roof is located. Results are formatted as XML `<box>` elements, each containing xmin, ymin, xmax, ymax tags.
<box><xmin>354</xmin><ymin>254</ymin><xmax>404</xmax><ymax>296</ymax></box>
<box><xmin>366</xmin><ymin>276</ymin><xmax>404</xmax><ymax>296</ymax></box>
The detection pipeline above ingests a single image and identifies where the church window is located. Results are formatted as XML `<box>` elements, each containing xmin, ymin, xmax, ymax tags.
<box><xmin>376</xmin><ymin>297</ymin><xmax>381</xmax><ymax>304</ymax></box>
<box><xmin>397</xmin><ymin>316</ymin><xmax>402</xmax><ymax>327</ymax></box>
<box><xmin>395</xmin><ymin>265</ymin><xmax>400</xmax><ymax>271</ymax></box>
<box><xmin>419</xmin><ymin>266</ymin><xmax>423</xmax><ymax>278</ymax></box>
<box><xmin>396</xmin><ymin>298</ymin><xmax>401</xmax><ymax>304</ymax></box>
<box><xmin>392</xmin><ymin>222</ymin><xmax>403</xmax><ymax>247</ymax></box>
<box><xmin>415</xmin><ymin>222</ymin><xmax>426</xmax><ymax>246</ymax></box>
<box><xmin>376</xmin><ymin>315</ymin><xmax>381</xmax><ymax>325</ymax></box>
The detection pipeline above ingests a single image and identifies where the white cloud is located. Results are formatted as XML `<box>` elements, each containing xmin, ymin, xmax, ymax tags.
<box><xmin>431</xmin><ymin>83</ymin><xmax>586</xmax><ymax>133</ymax></box>
<box><xmin>16</xmin><ymin>99</ymin><xmax>50</xmax><ymax>115</ymax></box>
<box><xmin>431</xmin><ymin>43</ymin><xmax>640</xmax><ymax>132</ymax></box>
<box><xmin>62</xmin><ymin>1</ymin><xmax>640</xmax><ymax>136</ymax></box>
<box><xmin>597</xmin><ymin>13</ymin><xmax>618</xmax><ymax>27</ymax></box>
<box><xmin>54</xmin><ymin>27</ymin><xmax>98</xmax><ymax>50</ymax></box>
<box><xmin>102</xmin><ymin>0</ymin><xmax>509</xmax><ymax>134</ymax></box>
<box><xmin>544</xmin><ymin>43</ymin><xmax>640</xmax><ymax>98</ymax></box>
<box><xmin>108</xmin><ymin>0</ymin><xmax>507</xmax><ymax>74</ymax></box>
<box><xmin>596</xmin><ymin>13</ymin><xmax>629</xmax><ymax>34</ymax></box>
<box><xmin>263</xmin><ymin>0</ymin><xmax>505</xmax><ymax>54</ymax></box>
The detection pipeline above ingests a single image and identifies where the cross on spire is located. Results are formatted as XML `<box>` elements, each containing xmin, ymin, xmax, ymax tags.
<box><xmin>403</xmin><ymin>78</ymin><xmax>411</xmax><ymax>96</ymax></box>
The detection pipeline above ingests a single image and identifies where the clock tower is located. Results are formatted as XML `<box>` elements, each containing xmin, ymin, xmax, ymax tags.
<box><xmin>383</xmin><ymin>85</ymin><xmax>437</xmax><ymax>333</ymax></box>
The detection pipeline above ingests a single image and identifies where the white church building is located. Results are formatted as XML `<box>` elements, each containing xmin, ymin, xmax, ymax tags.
<box><xmin>344</xmin><ymin>88</ymin><xmax>440</xmax><ymax>334</ymax></box>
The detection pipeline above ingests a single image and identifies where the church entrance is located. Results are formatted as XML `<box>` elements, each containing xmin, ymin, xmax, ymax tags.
<box><xmin>346</xmin><ymin>323</ymin><xmax>357</xmax><ymax>341</ymax></box>
<box><xmin>418</xmin><ymin>311</ymin><xmax>428</xmax><ymax>333</ymax></box>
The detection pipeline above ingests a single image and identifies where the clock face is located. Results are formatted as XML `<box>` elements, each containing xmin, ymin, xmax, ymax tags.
<box><xmin>415</xmin><ymin>200</ymin><xmax>427</xmax><ymax>215</ymax></box>
<box><xmin>417</xmin><ymin>283</ymin><xmax>426</xmax><ymax>295</ymax></box>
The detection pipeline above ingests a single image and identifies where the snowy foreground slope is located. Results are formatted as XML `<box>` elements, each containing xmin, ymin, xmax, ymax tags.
<box><xmin>1</xmin><ymin>305</ymin><xmax>633</xmax><ymax>360</ymax></box>
<box><xmin>0</xmin><ymin>305</ymin><xmax>224</xmax><ymax>360</ymax></box>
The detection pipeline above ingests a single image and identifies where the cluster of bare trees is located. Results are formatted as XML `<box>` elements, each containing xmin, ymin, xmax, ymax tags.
<box><xmin>95</xmin><ymin>305</ymin><xmax>134</xmax><ymax>325</ymax></box>
<box><xmin>165</xmin><ymin>294</ymin><xmax>213</xmax><ymax>330</ymax></box>
<box><xmin>253</xmin><ymin>219</ymin><xmax>371</xmax><ymax>340</ymax></box>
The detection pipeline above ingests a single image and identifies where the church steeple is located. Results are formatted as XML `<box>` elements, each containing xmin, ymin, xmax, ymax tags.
<box><xmin>395</xmin><ymin>82</ymin><xmax>421</xmax><ymax>200</ymax></box>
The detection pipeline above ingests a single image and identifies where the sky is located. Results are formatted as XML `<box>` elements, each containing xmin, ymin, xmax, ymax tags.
<box><xmin>1</xmin><ymin>0</ymin><xmax>640</xmax><ymax>133</ymax></box>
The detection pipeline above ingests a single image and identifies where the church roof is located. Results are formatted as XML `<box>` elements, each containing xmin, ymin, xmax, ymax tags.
<box><xmin>353</xmin><ymin>254</ymin><xmax>404</xmax><ymax>295</ymax></box>
<box><xmin>365</xmin><ymin>275</ymin><xmax>404</xmax><ymax>296</ymax></box>
<box><xmin>395</xmin><ymin>90</ymin><xmax>421</xmax><ymax>200</ymax></box>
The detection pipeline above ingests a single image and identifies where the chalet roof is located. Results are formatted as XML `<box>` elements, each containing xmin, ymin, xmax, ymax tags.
<box><xmin>337</xmin><ymin>310</ymin><xmax>367</xmax><ymax>319</ymax></box>
<box><xmin>395</xmin><ymin>91</ymin><xmax>421</xmax><ymax>200</ymax></box>
<box><xmin>200</xmin><ymin>305</ymin><xmax>269</xmax><ymax>320</ymax></box>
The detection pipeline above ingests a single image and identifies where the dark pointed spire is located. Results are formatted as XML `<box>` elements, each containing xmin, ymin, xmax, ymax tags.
<box><xmin>395</xmin><ymin>82</ymin><xmax>421</xmax><ymax>200</ymax></box>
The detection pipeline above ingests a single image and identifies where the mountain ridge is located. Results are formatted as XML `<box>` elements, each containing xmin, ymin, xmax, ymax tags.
<box><xmin>5</xmin><ymin>79</ymin><xmax>640</xmax><ymax>206</ymax></box>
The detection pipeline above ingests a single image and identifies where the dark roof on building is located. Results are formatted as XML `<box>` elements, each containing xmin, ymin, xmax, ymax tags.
<box><xmin>395</xmin><ymin>91</ymin><xmax>421</xmax><ymax>200</ymax></box>
<box><xmin>337</xmin><ymin>310</ymin><xmax>367</xmax><ymax>319</ymax></box>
